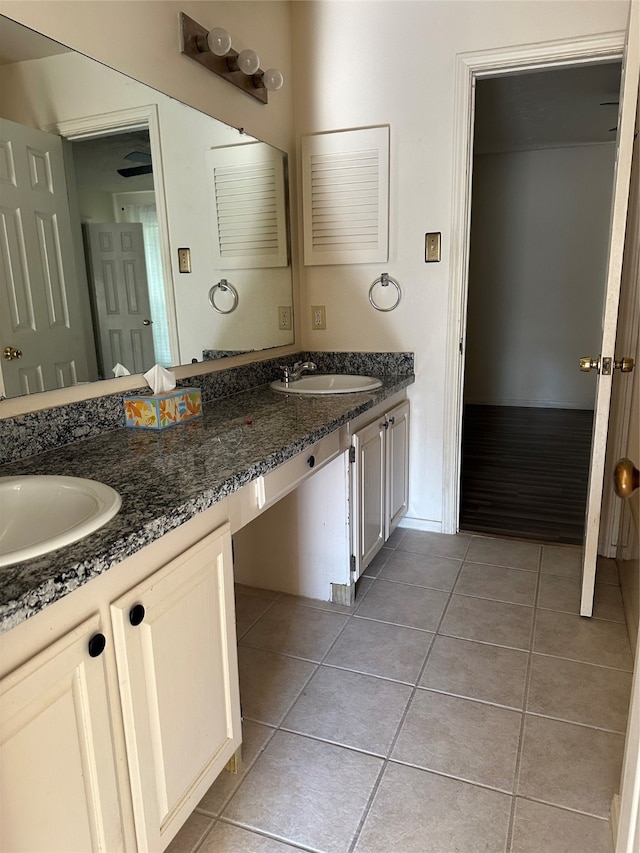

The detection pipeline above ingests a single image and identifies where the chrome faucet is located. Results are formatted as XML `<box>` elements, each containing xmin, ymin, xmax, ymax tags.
<box><xmin>280</xmin><ymin>361</ymin><xmax>317</xmax><ymax>384</ymax></box>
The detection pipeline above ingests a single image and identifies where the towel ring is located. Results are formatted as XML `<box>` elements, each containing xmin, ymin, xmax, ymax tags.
<box><xmin>369</xmin><ymin>273</ymin><xmax>401</xmax><ymax>312</ymax></box>
<box><xmin>209</xmin><ymin>279</ymin><xmax>239</xmax><ymax>314</ymax></box>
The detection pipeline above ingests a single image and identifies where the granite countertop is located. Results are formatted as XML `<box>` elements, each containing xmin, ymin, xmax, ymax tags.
<box><xmin>0</xmin><ymin>375</ymin><xmax>413</xmax><ymax>634</ymax></box>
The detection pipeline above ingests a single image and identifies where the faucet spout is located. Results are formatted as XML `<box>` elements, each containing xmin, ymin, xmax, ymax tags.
<box><xmin>281</xmin><ymin>361</ymin><xmax>318</xmax><ymax>383</ymax></box>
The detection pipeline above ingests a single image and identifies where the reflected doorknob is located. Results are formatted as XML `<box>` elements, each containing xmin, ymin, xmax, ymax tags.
<box><xmin>614</xmin><ymin>458</ymin><xmax>639</xmax><ymax>498</ymax></box>
<box><xmin>143</xmin><ymin>319</ymin><xmax>153</xmax><ymax>326</ymax></box>
<box><xmin>3</xmin><ymin>346</ymin><xmax>22</xmax><ymax>361</ymax></box>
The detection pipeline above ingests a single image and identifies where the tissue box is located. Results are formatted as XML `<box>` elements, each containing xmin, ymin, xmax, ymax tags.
<box><xmin>123</xmin><ymin>388</ymin><xmax>202</xmax><ymax>430</ymax></box>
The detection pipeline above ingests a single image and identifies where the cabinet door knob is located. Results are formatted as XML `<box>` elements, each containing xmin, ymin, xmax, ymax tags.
<box><xmin>380</xmin><ymin>421</ymin><xmax>389</xmax><ymax>430</ymax></box>
<box><xmin>387</xmin><ymin>416</ymin><xmax>395</xmax><ymax>426</ymax></box>
<box><xmin>88</xmin><ymin>633</ymin><xmax>106</xmax><ymax>657</ymax></box>
<box><xmin>307</xmin><ymin>455</ymin><xmax>316</xmax><ymax>468</ymax></box>
<box><xmin>129</xmin><ymin>604</ymin><xmax>146</xmax><ymax>626</ymax></box>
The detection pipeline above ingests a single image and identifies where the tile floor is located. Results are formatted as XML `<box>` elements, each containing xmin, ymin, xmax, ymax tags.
<box><xmin>168</xmin><ymin>530</ymin><xmax>633</xmax><ymax>853</ymax></box>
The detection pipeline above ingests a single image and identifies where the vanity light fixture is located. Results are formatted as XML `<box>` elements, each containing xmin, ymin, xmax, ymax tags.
<box><xmin>180</xmin><ymin>13</ymin><xmax>283</xmax><ymax>105</ymax></box>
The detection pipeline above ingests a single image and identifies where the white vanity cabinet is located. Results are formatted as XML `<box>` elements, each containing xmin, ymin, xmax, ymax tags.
<box><xmin>351</xmin><ymin>399</ymin><xmax>410</xmax><ymax>579</ymax></box>
<box><xmin>0</xmin><ymin>518</ymin><xmax>240</xmax><ymax>853</ymax></box>
<box><xmin>0</xmin><ymin>614</ymin><xmax>126</xmax><ymax>852</ymax></box>
<box><xmin>110</xmin><ymin>526</ymin><xmax>240</xmax><ymax>851</ymax></box>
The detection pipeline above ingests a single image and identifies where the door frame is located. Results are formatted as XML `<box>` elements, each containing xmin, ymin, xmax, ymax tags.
<box><xmin>441</xmin><ymin>31</ymin><xmax>627</xmax><ymax>537</ymax></box>
<box><xmin>44</xmin><ymin>104</ymin><xmax>180</xmax><ymax>367</ymax></box>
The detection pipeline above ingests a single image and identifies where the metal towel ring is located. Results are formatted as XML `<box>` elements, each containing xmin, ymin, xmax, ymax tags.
<box><xmin>208</xmin><ymin>279</ymin><xmax>239</xmax><ymax>314</ymax></box>
<box><xmin>369</xmin><ymin>272</ymin><xmax>401</xmax><ymax>312</ymax></box>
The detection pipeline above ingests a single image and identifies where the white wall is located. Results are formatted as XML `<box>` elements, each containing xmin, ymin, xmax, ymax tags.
<box><xmin>291</xmin><ymin>0</ymin><xmax>630</xmax><ymax>529</ymax></box>
<box><xmin>465</xmin><ymin>144</ymin><xmax>616</xmax><ymax>409</ymax></box>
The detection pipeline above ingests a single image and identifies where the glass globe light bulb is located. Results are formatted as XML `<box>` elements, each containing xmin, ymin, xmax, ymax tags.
<box><xmin>237</xmin><ymin>48</ymin><xmax>260</xmax><ymax>75</ymax></box>
<box><xmin>263</xmin><ymin>68</ymin><xmax>284</xmax><ymax>91</ymax></box>
<box><xmin>206</xmin><ymin>27</ymin><xmax>231</xmax><ymax>56</ymax></box>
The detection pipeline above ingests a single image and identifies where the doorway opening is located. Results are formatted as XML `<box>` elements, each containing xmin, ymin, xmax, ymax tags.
<box><xmin>458</xmin><ymin>61</ymin><xmax>622</xmax><ymax>545</ymax></box>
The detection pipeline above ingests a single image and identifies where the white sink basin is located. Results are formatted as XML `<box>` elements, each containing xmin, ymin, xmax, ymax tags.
<box><xmin>270</xmin><ymin>374</ymin><xmax>382</xmax><ymax>395</ymax></box>
<box><xmin>0</xmin><ymin>475</ymin><xmax>121</xmax><ymax>568</ymax></box>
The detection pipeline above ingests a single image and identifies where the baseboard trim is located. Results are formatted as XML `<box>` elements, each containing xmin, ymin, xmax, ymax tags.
<box><xmin>398</xmin><ymin>517</ymin><xmax>443</xmax><ymax>533</ymax></box>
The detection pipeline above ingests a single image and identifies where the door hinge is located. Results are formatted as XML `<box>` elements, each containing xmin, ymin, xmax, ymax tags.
<box><xmin>349</xmin><ymin>446</ymin><xmax>356</xmax><ymax>463</ymax></box>
<box><xmin>350</xmin><ymin>555</ymin><xmax>356</xmax><ymax>573</ymax></box>
<box><xmin>459</xmin><ymin>338</ymin><xmax>463</xmax><ymax>354</ymax></box>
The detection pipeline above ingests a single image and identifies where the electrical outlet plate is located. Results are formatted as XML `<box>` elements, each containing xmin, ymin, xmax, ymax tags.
<box><xmin>311</xmin><ymin>305</ymin><xmax>326</xmax><ymax>330</ymax></box>
<box><xmin>425</xmin><ymin>232</ymin><xmax>441</xmax><ymax>263</ymax></box>
<box><xmin>278</xmin><ymin>305</ymin><xmax>292</xmax><ymax>331</ymax></box>
<box><xmin>177</xmin><ymin>247</ymin><xmax>192</xmax><ymax>273</ymax></box>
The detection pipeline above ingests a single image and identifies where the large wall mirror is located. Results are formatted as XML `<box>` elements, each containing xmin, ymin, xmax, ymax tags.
<box><xmin>0</xmin><ymin>15</ymin><xmax>294</xmax><ymax>401</ymax></box>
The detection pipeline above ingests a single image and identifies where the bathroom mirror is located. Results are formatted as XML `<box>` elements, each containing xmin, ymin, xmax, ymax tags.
<box><xmin>0</xmin><ymin>15</ymin><xmax>294</xmax><ymax>401</ymax></box>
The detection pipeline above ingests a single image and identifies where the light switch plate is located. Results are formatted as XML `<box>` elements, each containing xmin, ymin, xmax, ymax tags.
<box><xmin>425</xmin><ymin>232</ymin><xmax>441</xmax><ymax>263</ymax></box>
<box><xmin>178</xmin><ymin>247</ymin><xmax>192</xmax><ymax>273</ymax></box>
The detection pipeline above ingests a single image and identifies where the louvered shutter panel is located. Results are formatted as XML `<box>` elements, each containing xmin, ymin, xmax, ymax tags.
<box><xmin>302</xmin><ymin>126</ymin><xmax>389</xmax><ymax>265</ymax></box>
<box><xmin>206</xmin><ymin>142</ymin><xmax>289</xmax><ymax>269</ymax></box>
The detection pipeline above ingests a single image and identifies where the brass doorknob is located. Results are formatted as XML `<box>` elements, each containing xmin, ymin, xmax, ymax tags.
<box><xmin>614</xmin><ymin>356</ymin><xmax>635</xmax><ymax>373</ymax></box>
<box><xmin>614</xmin><ymin>458</ymin><xmax>639</xmax><ymax>498</ymax></box>
<box><xmin>580</xmin><ymin>356</ymin><xmax>600</xmax><ymax>372</ymax></box>
<box><xmin>3</xmin><ymin>346</ymin><xmax>22</xmax><ymax>361</ymax></box>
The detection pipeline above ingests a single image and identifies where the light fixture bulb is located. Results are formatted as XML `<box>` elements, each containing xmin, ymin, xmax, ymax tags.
<box><xmin>237</xmin><ymin>48</ymin><xmax>260</xmax><ymax>75</ymax></box>
<box><xmin>263</xmin><ymin>68</ymin><xmax>284</xmax><ymax>91</ymax></box>
<box><xmin>206</xmin><ymin>27</ymin><xmax>232</xmax><ymax>56</ymax></box>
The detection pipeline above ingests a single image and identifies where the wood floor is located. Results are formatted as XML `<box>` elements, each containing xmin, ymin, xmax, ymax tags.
<box><xmin>459</xmin><ymin>404</ymin><xmax>594</xmax><ymax>545</ymax></box>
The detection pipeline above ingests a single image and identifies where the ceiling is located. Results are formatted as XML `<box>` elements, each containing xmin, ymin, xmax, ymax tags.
<box><xmin>474</xmin><ymin>62</ymin><xmax>623</xmax><ymax>154</ymax></box>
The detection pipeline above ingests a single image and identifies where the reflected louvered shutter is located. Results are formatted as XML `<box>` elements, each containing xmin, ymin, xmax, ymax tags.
<box><xmin>302</xmin><ymin>126</ymin><xmax>389</xmax><ymax>265</ymax></box>
<box><xmin>206</xmin><ymin>142</ymin><xmax>289</xmax><ymax>269</ymax></box>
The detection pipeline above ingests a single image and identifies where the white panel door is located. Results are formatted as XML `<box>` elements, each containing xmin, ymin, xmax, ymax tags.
<box><xmin>386</xmin><ymin>400</ymin><xmax>410</xmax><ymax>537</ymax></box>
<box><xmin>83</xmin><ymin>222</ymin><xmax>156</xmax><ymax>376</ymax></box>
<box><xmin>0</xmin><ymin>615</ymin><xmax>125</xmax><ymax>852</ymax></box>
<box><xmin>110</xmin><ymin>525</ymin><xmax>241</xmax><ymax>851</ymax></box>
<box><xmin>352</xmin><ymin>417</ymin><xmax>386</xmax><ymax>578</ymax></box>
<box><xmin>0</xmin><ymin>118</ymin><xmax>94</xmax><ymax>396</ymax></box>
<box><xmin>580</xmin><ymin>2</ymin><xmax>640</xmax><ymax>616</ymax></box>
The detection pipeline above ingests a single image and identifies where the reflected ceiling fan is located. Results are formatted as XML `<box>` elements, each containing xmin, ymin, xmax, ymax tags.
<box><xmin>117</xmin><ymin>150</ymin><xmax>152</xmax><ymax>178</ymax></box>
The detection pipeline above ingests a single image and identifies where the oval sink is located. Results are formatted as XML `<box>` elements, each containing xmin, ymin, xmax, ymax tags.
<box><xmin>0</xmin><ymin>475</ymin><xmax>121</xmax><ymax>568</ymax></box>
<box><xmin>270</xmin><ymin>374</ymin><xmax>383</xmax><ymax>395</ymax></box>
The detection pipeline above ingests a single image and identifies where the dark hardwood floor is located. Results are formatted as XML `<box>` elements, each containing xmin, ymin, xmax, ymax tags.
<box><xmin>459</xmin><ymin>404</ymin><xmax>594</xmax><ymax>545</ymax></box>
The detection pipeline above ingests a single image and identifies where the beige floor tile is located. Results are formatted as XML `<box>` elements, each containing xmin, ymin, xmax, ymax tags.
<box><xmin>527</xmin><ymin>654</ymin><xmax>632</xmax><ymax>733</ymax></box>
<box><xmin>363</xmin><ymin>547</ymin><xmax>393</xmax><ymax>577</ymax></box>
<box><xmin>234</xmin><ymin>592</ymin><xmax>276</xmax><ymax>639</ymax></box>
<box><xmin>240</xmin><ymin>599</ymin><xmax>348</xmax><ymax>661</ymax></box>
<box><xmin>325</xmin><ymin>617</ymin><xmax>433</xmax><ymax>683</ymax></box>
<box><xmin>541</xmin><ymin>545</ymin><xmax>582</xmax><ymax>578</ymax></box>
<box><xmin>596</xmin><ymin>556</ymin><xmax>620</xmax><ymax>585</ymax></box>
<box><xmin>420</xmin><ymin>635</ymin><xmax>528</xmax><ymax>708</ymax></box>
<box><xmin>278</xmin><ymin>592</ymin><xmax>353</xmax><ymax>615</ymax></box>
<box><xmin>354</xmin><ymin>579</ymin><xmax>449</xmax><ymax>630</ymax></box>
<box><xmin>354</xmin><ymin>762</ymin><xmax>511</xmax><ymax>853</ymax></box>
<box><xmin>282</xmin><ymin>666</ymin><xmax>412</xmax><ymax>755</ymax></box>
<box><xmin>467</xmin><ymin>537</ymin><xmax>541</xmax><ymax>571</ymax></box>
<box><xmin>392</xmin><ymin>690</ymin><xmax>522</xmax><ymax>791</ymax></box>
<box><xmin>534</xmin><ymin>609</ymin><xmax>633</xmax><ymax>670</ymax></box>
<box><xmin>510</xmin><ymin>798</ymin><xmax>612</xmax><ymax>853</ymax></box>
<box><xmin>379</xmin><ymin>550</ymin><xmax>462</xmax><ymax>591</ymax></box>
<box><xmin>237</xmin><ymin>646</ymin><xmax>316</xmax><ymax>725</ymax></box>
<box><xmin>454</xmin><ymin>562</ymin><xmax>538</xmax><ymax>606</ymax></box>
<box><xmin>196</xmin><ymin>722</ymin><xmax>276</xmax><ymax>816</ymax></box>
<box><xmin>538</xmin><ymin>574</ymin><xmax>625</xmax><ymax>621</ymax></box>
<box><xmin>199</xmin><ymin>822</ymin><xmax>302</xmax><ymax>852</ymax></box>
<box><xmin>398</xmin><ymin>529</ymin><xmax>472</xmax><ymax>560</ymax></box>
<box><xmin>165</xmin><ymin>812</ymin><xmax>214</xmax><ymax>853</ymax></box>
<box><xmin>235</xmin><ymin>584</ymin><xmax>281</xmax><ymax>600</ymax></box>
<box><xmin>385</xmin><ymin>526</ymin><xmax>407</xmax><ymax>549</ymax></box>
<box><xmin>440</xmin><ymin>594</ymin><xmax>534</xmax><ymax>650</ymax></box>
<box><xmin>517</xmin><ymin>714</ymin><xmax>625</xmax><ymax>817</ymax></box>
<box><xmin>222</xmin><ymin>731</ymin><xmax>383</xmax><ymax>853</ymax></box>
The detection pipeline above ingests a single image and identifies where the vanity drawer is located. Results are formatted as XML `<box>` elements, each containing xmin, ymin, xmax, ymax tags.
<box><xmin>257</xmin><ymin>431</ymin><xmax>341</xmax><ymax>511</ymax></box>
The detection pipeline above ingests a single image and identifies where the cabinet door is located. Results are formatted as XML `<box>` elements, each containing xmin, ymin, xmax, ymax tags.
<box><xmin>0</xmin><ymin>615</ymin><xmax>125</xmax><ymax>852</ymax></box>
<box><xmin>352</xmin><ymin>416</ymin><xmax>386</xmax><ymax>578</ymax></box>
<box><xmin>386</xmin><ymin>400</ymin><xmax>410</xmax><ymax>537</ymax></box>
<box><xmin>110</xmin><ymin>524</ymin><xmax>241</xmax><ymax>851</ymax></box>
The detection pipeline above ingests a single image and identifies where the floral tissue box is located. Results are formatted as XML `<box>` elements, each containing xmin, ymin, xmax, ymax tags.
<box><xmin>123</xmin><ymin>388</ymin><xmax>202</xmax><ymax>430</ymax></box>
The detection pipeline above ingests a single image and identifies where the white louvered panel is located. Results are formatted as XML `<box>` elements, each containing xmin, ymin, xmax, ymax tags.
<box><xmin>302</xmin><ymin>127</ymin><xmax>389</xmax><ymax>265</ymax></box>
<box><xmin>0</xmin><ymin>206</ymin><xmax>35</xmax><ymax>331</ymax></box>
<box><xmin>206</xmin><ymin>143</ymin><xmax>289</xmax><ymax>269</ymax></box>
